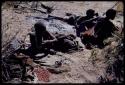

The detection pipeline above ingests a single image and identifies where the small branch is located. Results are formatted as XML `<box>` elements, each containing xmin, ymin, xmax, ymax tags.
<box><xmin>18</xmin><ymin>5</ymin><xmax>47</xmax><ymax>14</ymax></box>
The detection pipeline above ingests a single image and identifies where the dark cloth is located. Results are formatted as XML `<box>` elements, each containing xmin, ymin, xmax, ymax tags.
<box><xmin>53</xmin><ymin>34</ymin><xmax>77</xmax><ymax>52</ymax></box>
<box><xmin>81</xmin><ymin>34</ymin><xmax>95</xmax><ymax>45</ymax></box>
<box><xmin>92</xmin><ymin>18</ymin><xmax>117</xmax><ymax>48</ymax></box>
<box><xmin>95</xmin><ymin>18</ymin><xmax>116</xmax><ymax>38</ymax></box>
<box><xmin>2</xmin><ymin>55</ymin><xmax>25</xmax><ymax>81</ymax></box>
<box><xmin>66</xmin><ymin>16</ymin><xmax>76</xmax><ymax>25</ymax></box>
<box><xmin>94</xmin><ymin>18</ymin><xmax>116</xmax><ymax>44</ymax></box>
<box><xmin>66</xmin><ymin>15</ymin><xmax>80</xmax><ymax>26</ymax></box>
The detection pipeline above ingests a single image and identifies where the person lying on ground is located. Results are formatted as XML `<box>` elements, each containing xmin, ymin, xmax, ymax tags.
<box><xmin>53</xmin><ymin>33</ymin><xmax>82</xmax><ymax>52</ymax></box>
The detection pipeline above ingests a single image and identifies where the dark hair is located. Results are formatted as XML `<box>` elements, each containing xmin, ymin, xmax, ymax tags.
<box><xmin>86</xmin><ymin>9</ymin><xmax>95</xmax><ymax>17</ymax></box>
<box><xmin>34</xmin><ymin>22</ymin><xmax>46</xmax><ymax>31</ymax></box>
<box><xmin>106</xmin><ymin>9</ymin><xmax>116</xmax><ymax>19</ymax></box>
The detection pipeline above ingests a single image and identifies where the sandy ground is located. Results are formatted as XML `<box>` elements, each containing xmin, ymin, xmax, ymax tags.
<box><xmin>2</xmin><ymin>1</ymin><xmax>124</xmax><ymax>83</ymax></box>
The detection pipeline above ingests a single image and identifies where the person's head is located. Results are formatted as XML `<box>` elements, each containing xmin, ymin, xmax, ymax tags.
<box><xmin>86</xmin><ymin>9</ymin><xmax>95</xmax><ymax>18</ymax></box>
<box><xmin>106</xmin><ymin>9</ymin><xmax>116</xmax><ymax>20</ymax></box>
<box><xmin>34</xmin><ymin>22</ymin><xmax>46</xmax><ymax>32</ymax></box>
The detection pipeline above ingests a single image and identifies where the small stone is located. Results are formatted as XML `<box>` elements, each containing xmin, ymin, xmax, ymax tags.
<box><xmin>111</xmin><ymin>41</ymin><xmax>118</xmax><ymax>47</ymax></box>
<box><xmin>35</xmin><ymin>53</ymin><xmax>45</xmax><ymax>57</ymax></box>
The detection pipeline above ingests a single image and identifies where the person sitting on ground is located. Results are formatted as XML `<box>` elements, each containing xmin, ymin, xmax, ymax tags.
<box><xmin>26</xmin><ymin>22</ymin><xmax>58</xmax><ymax>56</ymax></box>
<box><xmin>30</xmin><ymin>22</ymin><xmax>80</xmax><ymax>53</ymax></box>
<box><xmin>80</xmin><ymin>9</ymin><xmax>118</xmax><ymax>49</ymax></box>
<box><xmin>76</xmin><ymin>9</ymin><xmax>98</xmax><ymax>37</ymax></box>
<box><xmin>34</xmin><ymin>22</ymin><xmax>57</xmax><ymax>52</ymax></box>
<box><xmin>93</xmin><ymin>9</ymin><xmax>118</xmax><ymax>48</ymax></box>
